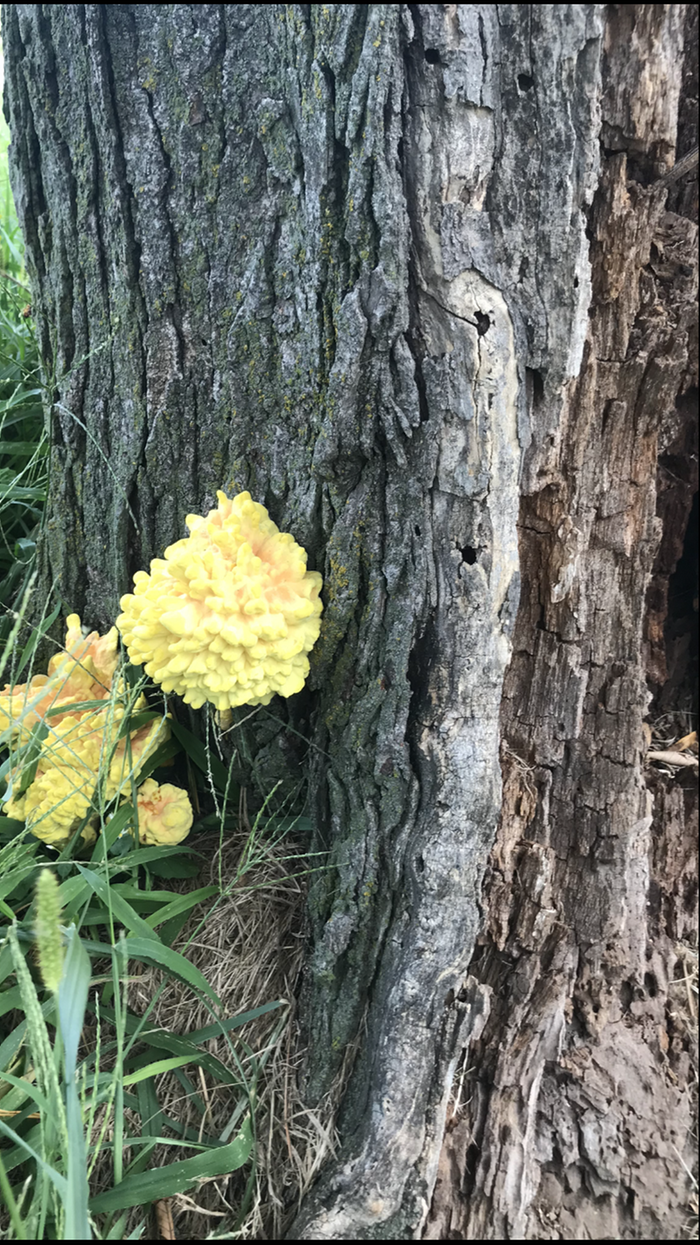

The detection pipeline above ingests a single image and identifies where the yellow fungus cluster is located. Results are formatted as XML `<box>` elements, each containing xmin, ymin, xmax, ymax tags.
<box><xmin>0</xmin><ymin>615</ymin><xmax>169</xmax><ymax>846</ymax></box>
<box><xmin>116</xmin><ymin>491</ymin><xmax>323</xmax><ymax>710</ymax></box>
<box><xmin>134</xmin><ymin>778</ymin><xmax>193</xmax><ymax>846</ymax></box>
<box><xmin>0</xmin><ymin>613</ymin><xmax>119</xmax><ymax>739</ymax></box>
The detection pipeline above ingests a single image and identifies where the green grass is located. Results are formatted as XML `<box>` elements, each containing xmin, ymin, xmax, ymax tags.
<box><xmin>0</xmin><ymin>608</ymin><xmax>300</xmax><ymax>1238</ymax></box>
<box><xmin>0</xmin><ymin>93</ymin><xmax>46</xmax><ymax>650</ymax></box>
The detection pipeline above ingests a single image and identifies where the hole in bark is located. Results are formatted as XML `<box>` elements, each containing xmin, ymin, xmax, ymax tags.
<box><xmin>464</xmin><ymin>1142</ymin><xmax>480</xmax><ymax>1191</ymax></box>
<box><xmin>526</xmin><ymin>367</ymin><xmax>545</xmax><ymax>411</ymax></box>
<box><xmin>620</xmin><ymin>980</ymin><xmax>634</xmax><ymax>1011</ymax></box>
<box><xmin>469</xmin><ymin>943</ymin><xmax>485</xmax><ymax>968</ymax></box>
<box><xmin>475</xmin><ymin>311</ymin><xmax>491</xmax><ymax>336</ymax></box>
<box><xmin>424</xmin><ymin>47</ymin><xmax>441</xmax><ymax>64</ymax></box>
<box><xmin>415</xmin><ymin>855</ymin><xmax>425</xmax><ymax>873</ymax></box>
<box><xmin>518</xmin><ymin>73</ymin><xmax>535</xmax><ymax>92</ymax></box>
<box><xmin>414</xmin><ymin>525</ymin><xmax>421</xmax><ymax>537</ymax></box>
<box><xmin>573</xmin><ymin>276</ymin><xmax>579</xmax><ymax>289</ymax></box>
<box><xmin>644</xmin><ymin>971</ymin><xmax>659</xmax><ymax>998</ymax></box>
<box><xmin>519</xmin><ymin>255</ymin><xmax>530</xmax><ymax>281</ymax></box>
<box><xmin>408</xmin><ymin>348</ymin><xmax>431</xmax><ymax>424</ymax></box>
<box><xmin>460</xmin><ymin>545</ymin><xmax>477</xmax><ymax>565</ymax></box>
<box><xmin>667</xmin><ymin>488</ymin><xmax>698</xmax><ymax>668</ymax></box>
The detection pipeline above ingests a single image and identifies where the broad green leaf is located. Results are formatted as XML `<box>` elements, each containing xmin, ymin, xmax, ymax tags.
<box><xmin>0</xmin><ymin>1068</ymin><xmax>47</xmax><ymax>1112</ymax></box>
<box><xmin>109</xmin><ymin>885</ymin><xmax>183</xmax><ymax>905</ymax></box>
<box><xmin>158</xmin><ymin>911</ymin><xmax>195</xmax><ymax>948</ymax></box>
<box><xmin>44</xmin><ymin>698</ymin><xmax>116</xmax><ymax>717</ymax></box>
<box><xmin>0</xmin><ymin>862</ymin><xmax>38</xmax><ymax>904</ymax></box>
<box><xmin>126</xmin><ymin>736</ymin><xmax>184</xmax><ymax>784</ymax></box>
<box><xmin>89</xmin><ymin>1119</ymin><xmax>252</xmax><ymax>1212</ymax></box>
<box><xmin>57</xmin><ymin>873</ymin><xmax>94</xmax><ymax>907</ymax></box>
<box><xmin>0</xmin><ymin>942</ymin><xmax>14</xmax><ymax>987</ymax></box>
<box><xmin>91</xmin><ymin>1006</ymin><xmax>240</xmax><ymax>1088</ymax></box>
<box><xmin>103</xmin><ymin>844</ymin><xmax>203</xmax><ymax>870</ymax></box>
<box><xmin>0</xmin><ymin>984</ymin><xmax>23</xmax><ymax>1019</ymax></box>
<box><xmin>142</xmin><ymin>853</ymin><xmax>202</xmax><ymax>879</ymax></box>
<box><xmin>16</xmin><ymin>720</ymin><xmax>49</xmax><ymax>797</ymax></box>
<box><xmin>58</xmin><ymin>930</ymin><xmax>92</xmax><ymax>1237</ymax></box>
<box><xmin>65</xmin><ymin>1080</ymin><xmax>91</xmax><ymax>1240</ymax></box>
<box><xmin>0</xmin><ymin>817</ymin><xmax>29</xmax><ymax>840</ymax></box>
<box><xmin>136</xmin><ymin>1078</ymin><xmax>162</xmax><ymax>1141</ymax></box>
<box><xmin>0</xmin><ymin>997</ymin><xmax>55</xmax><ymax>1072</ymax></box>
<box><xmin>116</xmin><ymin>710</ymin><xmax>163</xmax><ymax>739</ymax></box>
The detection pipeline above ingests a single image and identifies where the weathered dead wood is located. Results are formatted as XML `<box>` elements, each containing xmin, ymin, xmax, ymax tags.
<box><xmin>426</xmin><ymin>5</ymin><xmax>698</xmax><ymax>1240</ymax></box>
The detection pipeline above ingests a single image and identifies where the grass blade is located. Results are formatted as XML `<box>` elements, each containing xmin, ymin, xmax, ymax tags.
<box><xmin>59</xmin><ymin>927</ymin><xmax>92</xmax><ymax>1240</ymax></box>
<box><xmin>89</xmin><ymin>1119</ymin><xmax>253</xmax><ymax>1212</ymax></box>
<box><xmin>121</xmin><ymin>937</ymin><xmax>222</xmax><ymax>1008</ymax></box>
<box><xmin>122</xmin><ymin>1055</ymin><xmax>210</xmax><ymax>1086</ymax></box>
<box><xmin>74</xmin><ymin>865</ymin><xmax>160</xmax><ymax>942</ymax></box>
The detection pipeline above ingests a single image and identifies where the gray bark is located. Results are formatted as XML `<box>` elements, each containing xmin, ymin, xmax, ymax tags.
<box><xmin>2</xmin><ymin>4</ymin><xmax>697</xmax><ymax>1239</ymax></box>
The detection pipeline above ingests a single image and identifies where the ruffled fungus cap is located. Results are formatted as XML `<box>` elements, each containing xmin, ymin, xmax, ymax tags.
<box><xmin>134</xmin><ymin>778</ymin><xmax>193</xmax><ymax>846</ymax></box>
<box><xmin>117</xmin><ymin>491</ymin><xmax>323</xmax><ymax>710</ymax></box>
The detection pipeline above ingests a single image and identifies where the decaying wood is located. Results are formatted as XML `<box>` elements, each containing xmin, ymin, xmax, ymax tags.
<box><xmin>2</xmin><ymin>3</ymin><xmax>697</xmax><ymax>1240</ymax></box>
<box><xmin>426</xmin><ymin>5</ymin><xmax>699</xmax><ymax>1240</ymax></box>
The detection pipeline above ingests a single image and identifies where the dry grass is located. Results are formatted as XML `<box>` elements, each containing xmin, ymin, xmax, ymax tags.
<box><xmin>649</xmin><ymin>709</ymin><xmax>697</xmax><ymax>753</ymax></box>
<box><xmin>118</xmin><ymin>818</ymin><xmax>339</xmax><ymax>1241</ymax></box>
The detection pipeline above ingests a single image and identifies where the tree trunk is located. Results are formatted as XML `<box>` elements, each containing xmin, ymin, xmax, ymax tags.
<box><xmin>3</xmin><ymin>4</ymin><xmax>696</xmax><ymax>1239</ymax></box>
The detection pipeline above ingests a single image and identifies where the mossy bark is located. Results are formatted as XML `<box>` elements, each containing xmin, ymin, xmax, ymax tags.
<box><xmin>3</xmin><ymin>4</ymin><xmax>697</xmax><ymax>1238</ymax></box>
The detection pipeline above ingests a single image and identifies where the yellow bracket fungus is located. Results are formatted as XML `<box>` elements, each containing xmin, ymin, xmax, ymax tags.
<box><xmin>117</xmin><ymin>491</ymin><xmax>323</xmax><ymax>710</ymax></box>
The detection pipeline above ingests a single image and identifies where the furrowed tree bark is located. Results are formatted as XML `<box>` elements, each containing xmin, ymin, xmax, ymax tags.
<box><xmin>3</xmin><ymin>4</ymin><xmax>697</xmax><ymax>1240</ymax></box>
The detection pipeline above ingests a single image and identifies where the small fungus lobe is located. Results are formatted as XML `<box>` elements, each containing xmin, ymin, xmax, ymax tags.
<box><xmin>134</xmin><ymin>778</ymin><xmax>193</xmax><ymax>846</ymax></box>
